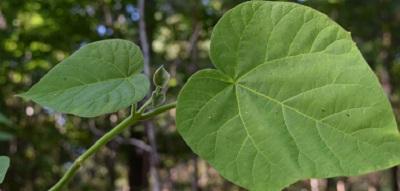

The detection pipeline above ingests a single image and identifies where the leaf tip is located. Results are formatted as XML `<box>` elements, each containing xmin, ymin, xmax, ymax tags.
<box><xmin>15</xmin><ymin>92</ymin><xmax>30</xmax><ymax>101</ymax></box>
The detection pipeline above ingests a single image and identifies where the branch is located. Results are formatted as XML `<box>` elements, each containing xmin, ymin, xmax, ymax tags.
<box><xmin>117</xmin><ymin>137</ymin><xmax>152</xmax><ymax>152</ymax></box>
<box><xmin>138</xmin><ymin>1</ymin><xmax>162</xmax><ymax>191</ymax></box>
<box><xmin>88</xmin><ymin>122</ymin><xmax>152</xmax><ymax>152</ymax></box>
<box><xmin>138</xmin><ymin>0</ymin><xmax>150</xmax><ymax>76</ymax></box>
<box><xmin>0</xmin><ymin>9</ymin><xmax>7</xmax><ymax>30</ymax></box>
<box><xmin>187</xmin><ymin>22</ymin><xmax>202</xmax><ymax>57</ymax></box>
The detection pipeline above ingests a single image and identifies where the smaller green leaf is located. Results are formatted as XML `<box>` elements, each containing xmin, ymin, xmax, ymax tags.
<box><xmin>0</xmin><ymin>156</ymin><xmax>10</xmax><ymax>184</ymax></box>
<box><xmin>153</xmin><ymin>65</ymin><xmax>170</xmax><ymax>88</ymax></box>
<box><xmin>19</xmin><ymin>39</ymin><xmax>150</xmax><ymax>117</ymax></box>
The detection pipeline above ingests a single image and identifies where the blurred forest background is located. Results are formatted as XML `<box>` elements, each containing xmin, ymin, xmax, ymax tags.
<box><xmin>1</xmin><ymin>0</ymin><xmax>400</xmax><ymax>190</ymax></box>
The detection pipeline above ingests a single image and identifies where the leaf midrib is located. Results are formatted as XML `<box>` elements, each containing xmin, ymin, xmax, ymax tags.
<box><xmin>25</xmin><ymin>75</ymin><xmax>139</xmax><ymax>98</ymax></box>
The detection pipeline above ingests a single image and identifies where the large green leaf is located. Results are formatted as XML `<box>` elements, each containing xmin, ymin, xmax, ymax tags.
<box><xmin>0</xmin><ymin>156</ymin><xmax>9</xmax><ymax>183</ymax></box>
<box><xmin>19</xmin><ymin>39</ymin><xmax>149</xmax><ymax>117</ymax></box>
<box><xmin>176</xmin><ymin>1</ymin><xmax>400</xmax><ymax>190</ymax></box>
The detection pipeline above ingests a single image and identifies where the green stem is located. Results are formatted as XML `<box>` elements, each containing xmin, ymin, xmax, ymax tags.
<box><xmin>48</xmin><ymin>102</ymin><xmax>176</xmax><ymax>191</ymax></box>
<box><xmin>140</xmin><ymin>101</ymin><xmax>176</xmax><ymax>120</ymax></box>
<box><xmin>130</xmin><ymin>104</ymin><xmax>137</xmax><ymax>115</ymax></box>
<box><xmin>137</xmin><ymin>97</ymin><xmax>153</xmax><ymax>113</ymax></box>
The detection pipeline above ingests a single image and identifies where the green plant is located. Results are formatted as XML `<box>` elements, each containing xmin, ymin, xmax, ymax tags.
<box><xmin>0</xmin><ymin>156</ymin><xmax>9</xmax><ymax>184</ymax></box>
<box><xmin>4</xmin><ymin>1</ymin><xmax>400</xmax><ymax>190</ymax></box>
<box><xmin>0</xmin><ymin>113</ymin><xmax>11</xmax><ymax>185</ymax></box>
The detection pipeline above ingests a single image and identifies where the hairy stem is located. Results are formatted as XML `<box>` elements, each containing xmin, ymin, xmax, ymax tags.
<box><xmin>48</xmin><ymin>102</ymin><xmax>176</xmax><ymax>191</ymax></box>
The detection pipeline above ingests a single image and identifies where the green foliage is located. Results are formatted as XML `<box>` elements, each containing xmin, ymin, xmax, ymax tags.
<box><xmin>19</xmin><ymin>39</ymin><xmax>150</xmax><ymax>117</ymax></box>
<box><xmin>0</xmin><ymin>132</ymin><xmax>13</xmax><ymax>141</ymax></box>
<box><xmin>0</xmin><ymin>156</ymin><xmax>10</xmax><ymax>184</ymax></box>
<box><xmin>176</xmin><ymin>1</ymin><xmax>400</xmax><ymax>190</ymax></box>
<box><xmin>0</xmin><ymin>113</ymin><xmax>13</xmax><ymax>141</ymax></box>
<box><xmin>4</xmin><ymin>0</ymin><xmax>400</xmax><ymax>190</ymax></box>
<box><xmin>0</xmin><ymin>113</ymin><xmax>11</xmax><ymax>126</ymax></box>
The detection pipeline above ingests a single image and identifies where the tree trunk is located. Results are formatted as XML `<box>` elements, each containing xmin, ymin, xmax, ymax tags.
<box><xmin>128</xmin><ymin>131</ymin><xmax>148</xmax><ymax>190</ymax></box>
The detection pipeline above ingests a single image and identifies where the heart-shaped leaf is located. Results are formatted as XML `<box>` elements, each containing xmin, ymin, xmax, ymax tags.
<box><xmin>19</xmin><ymin>39</ymin><xmax>149</xmax><ymax>117</ymax></box>
<box><xmin>176</xmin><ymin>1</ymin><xmax>400</xmax><ymax>190</ymax></box>
<box><xmin>0</xmin><ymin>156</ymin><xmax>9</xmax><ymax>184</ymax></box>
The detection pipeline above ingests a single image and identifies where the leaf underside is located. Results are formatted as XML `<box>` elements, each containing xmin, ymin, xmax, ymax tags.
<box><xmin>0</xmin><ymin>156</ymin><xmax>9</xmax><ymax>184</ymax></box>
<box><xmin>20</xmin><ymin>39</ymin><xmax>149</xmax><ymax>117</ymax></box>
<box><xmin>176</xmin><ymin>1</ymin><xmax>400</xmax><ymax>191</ymax></box>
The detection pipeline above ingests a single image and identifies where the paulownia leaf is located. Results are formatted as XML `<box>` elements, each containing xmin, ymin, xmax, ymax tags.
<box><xmin>176</xmin><ymin>1</ymin><xmax>400</xmax><ymax>190</ymax></box>
<box><xmin>19</xmin><ymin>39</ymin><xmax>149</xmax><ymax>117</ymax></box>
<box><xmin>0</xmin><ymin>156</ymin><xmax>9</xmax><ymax>183</ymax></box>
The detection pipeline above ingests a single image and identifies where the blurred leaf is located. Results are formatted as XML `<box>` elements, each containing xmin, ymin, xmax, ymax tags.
<box><xmin>177</xmin><ymin>1</ymin><xmax>400</xmax><ymax>190</ymax></box>
<box><xmin>0</xmin><ymin>131</ymin><xmax>13</xmax><ymax>141</ymax></box>
<box><xmin>19</xmin><ymin>39</ymin><xmax>150</xmax><ymax>118</ymax></box>
<box><xmin>0</xmin><ymin>156</ymin><xmax>10</xmax><ymax>184</ymax></box>
<box><xmin>0</xmin><ymin>113</ymin><xmax>11</xmax><ymax>126</ymax></box>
